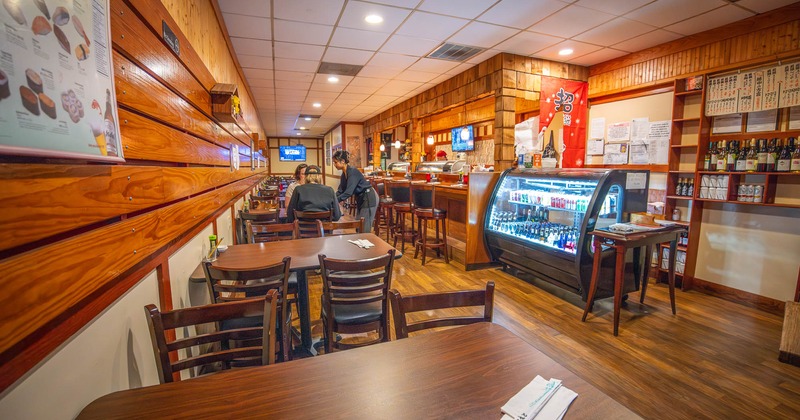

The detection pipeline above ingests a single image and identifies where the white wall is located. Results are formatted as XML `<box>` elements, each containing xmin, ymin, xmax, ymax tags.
<box><xmin>695</xmin><ymin>203</ymin><xmax>800</xmax><ymax>300</ymax></box>
<box><xmin>0</xmin><ymin>271</ymin><xmax>160</xmax><ymax>419</ymax></box>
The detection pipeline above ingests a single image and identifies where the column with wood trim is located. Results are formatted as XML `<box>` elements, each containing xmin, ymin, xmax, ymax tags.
<box><xmin>494</xmin><ymin>86</ymin><xmax>517</xmax><ymax>171</ymax></box>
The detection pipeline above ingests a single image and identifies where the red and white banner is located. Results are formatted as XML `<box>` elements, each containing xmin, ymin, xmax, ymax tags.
<box><xmin>539</xmin><ymin>77</ymin><xmax>588</xmax><ymax>168</ymax></box>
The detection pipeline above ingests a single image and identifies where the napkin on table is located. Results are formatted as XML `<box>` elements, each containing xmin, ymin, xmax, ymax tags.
<box><xmin>347</xmin><ymin>239</ymin><xmax>375</xmax><ymax>249</ymax></box>
<box><xmin>501</xmin><ymin>376</ymin><xmax>576</xmax><ymax>420</ymax></box>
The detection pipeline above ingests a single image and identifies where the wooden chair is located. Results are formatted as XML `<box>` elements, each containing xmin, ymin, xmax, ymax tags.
<box><xmin>371</xmin><ymin>179</ymin><xmax>394</xmax><ymax>241</ymax></box>
<box><xmin>318</xmin><ymin>250</ymin><xmax>396</xmax><ymax>353</ymax></box>
<box><xmin>389</xmin><ymin>281</ymin><xmax>495</xmax><ymax>339</ymax></box>
<box><xmin>294</xmin><ymin>210</ymin><xmax>331</xmax><ymax>238</ymax></box>
<box><xmin>317</xmin><ymin>218</ymin><xmax>364</xmax><ymax>237</ymax></box>
<box><xmin>145</xmin><ymin>289</ymin><xmax>278</xmax><ymax>384</ymax></box>
<box><xmin>386</xmin><ymin>180</ymin><xmax>416</xmax><ymax>251</ymax></box>
<box><xmin>203</xmin><ymin>258</ymin><xmax>292</xmax><ymax>361</ymax></box>
<box><xmin>245</xmin><ymin>220</ymin><xmax>298</xmax><ymax>244</ymax></box>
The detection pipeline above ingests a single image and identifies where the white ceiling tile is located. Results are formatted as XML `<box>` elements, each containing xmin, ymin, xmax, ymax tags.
<box><xmin>244</xmin><ymin>68</ymin><xmax>273</xmax><ymax>80</ymax></box>
<box><xmin>276</xmin><ymin>89</ymin><xmax>309</xmax><ymax>99</ymax></box>
<box><xmin>466</xmin><ymin>49</ymin><xmax>501</xmax><ymax>65</ymax></box>
<box><xmin>368</xmin><ymin>52</ymin><xmax>418</xmax><ymax>68</ymax></box>
<box><xmin>250</xmin><ymin>87</ymin><xmax>275</xmax><ymax>96</ymax></box>
<box><xmin>323</xmin><ymin>47</ymin><xmax>375</xmax><ymax>66</ymax></box>
<box><xmin>274</xmin><ymin>71</ymin><xmax>315</xmax><ymax>82</ymax></box>
<box><xmin>338</xmin><ymin>1</ymin><xmax>411</xmax><ymax>33</ymax></box>
<box><xmin>395</xmin><ymin>69</ymin><xmax>440</xmax><ymax>83</ymax></box>
<box><xmin>273</xmin><ymin>42</ymin><xmax>326</xmax><ymax>60</ymax></box>
<box><xmin>272</xmin><ymin>80</ymin><xmax>311</xmax><ymax>91</ymax></box>
<box><xmin>313</xmin><ymin>74</ymin><xmax>354</xmax><ymax>85</ymax></box>
<box><xmin>448</xmin><ymin>22</ymin><xmax>520</xmax><ymax>49</ymax></box>
<box><xmin>478</xmin><ymin>0</ymin><xmax>568</xmax><ymax>29</ymax></box>
<box><xmin>368</xmin><ymin>0</ymin><xmax>420</xmax><ymax>7</ymax></box>
<box><xmin>218</xmin><ymin>0</ymin><xmax>270</xmax><ymax>17</ymax></box>
<box><xmin>418</xmin><ymin>0</ymin><xmax>498</xmax><ymax>20</ymax></box>
<box><xmin>339</xmin><ymin>92</ymin><xmax>372</xmax><ymax>101</ymax></box>
<box><xmin>573</xmin><ymin>0</ymin><xmax>652</xmax><ymax>16</ymax></box>
<box><xmin>380</xmin><ymin>80</ymin><xmax>425</xmax><ymax>95</ymax></box>
<box><xmin>664</xmin><ymin>5</ymin><xmax>754</xmax><ymax>36</ymax></box>
<box><xmin>306</xmin><ymin>91</ymin><xmax>341</xmax><ymax>100</ymax></box>
<box><xmin>349</xmin><ymin>77</ymin><xmax>390</xmax><ymax>88</ymax></box>
<box><xmin>406</xmin><ymin>58</ymin><xmax>459</xmax><ymax>74</ymax></box>
<box><xmin>381</xmin><ymin>35</ymin><xmax>441</xmax><ymax>56</ymax></box>
<box><xmin>330</xmin><ymin>27</ymin><xmax>390</xmax><ymax>50</ymax></box>
<box><xmin>735</xmin><ymin>0</ymin><xmax>798</xmax><ymax>13</ymax></box>
<box><xmin>310</xmin><ymin>80</ymin><xmax>347</xmax><ymax>92</ymax></box>
<box><xmin>357</xmin><ymin>65</ymin><xmax>403</xmax><ymax>79</ymax></box>
<box><xmin>533</xmin><ymin>40</ymin><xmax>603</xmax><ymax>62</ymax></box>
<box><xmin>611</xmin><ymin>29</ymin><xmax>683</xmax><ymax>53</ymax></box>
<box><xmin>567</xmin><ymin>48</ymin><xmax>628</xmax><ymax>66</ymax></box>
<box><xmin>573</xmin><ymin>17</ymin><xmax>655</xmax><ymax>46</ymax></box>
<box><xmin>624</xmin><ymin>0</ymin><xmax>727</xmax><ymax>28</ymax></box>
<box><xmin>231</xmin><ymin>37</ymin><xmax>272</xmax><ymax>57</ymax></box>
<box><xmin>273</xmin><ymin>20</ymin><xmax>334</xmax><ymax>45</ymax></box>
<box><xmin>273</xmin><ymin>0</ymin><xmax>345</xmax><ymax>25</ymax></box>
<box><xmin>445</xmin><ymin>63</ymin><xmax>475</xmax><ymax>76</ymax></box>
<box><xmin>247</xmin><ymin>78</ymin><xmax>275</xmax><ymax>89</ymax></box>
<box><xmin>223</xmin><ymin>14</ymin><xmax>271</xmax><ymax>40</ymax></box>
<box><xmin>345</xmin><ymin>84</ymin><xmax>381</xmax><ymax>94</ymax></box>
<box><xmin>529</xmin><ymin>5</ymin><xmax>616</xmax><ymax>38</ymax></box>
<box><xmin>274</xmin><ymin>58</ymin><xmax>319</xmax><ymax>72</ymax></box>
<box><xmin>239</xmin><ymin>55</ymin><xmax>273</xmax><ymax>69</ymax></box>
<box><xmin>494</xmin><ymin>31</ymin><xmax>564</xmax><ymax>56</ymax></box>
<box><xmin>396</xmin><ymin>11</ymin><xmax>469</xmax><ymax>41</ymax></box>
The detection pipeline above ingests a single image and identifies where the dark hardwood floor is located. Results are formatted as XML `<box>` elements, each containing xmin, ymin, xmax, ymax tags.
<box><xmin>306</xmin><ymin>247</ymin><xmax>800</xmax><ymax>419</ymax></box>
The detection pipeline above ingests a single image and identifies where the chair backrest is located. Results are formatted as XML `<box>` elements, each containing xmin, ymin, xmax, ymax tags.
<box><xmin>294</xmin><ymin>210</ymin><xmax>331</xmax><ymax>238</ymax></box>
<box><xmin>145</xmin><ymin>289</ymin><xmax>278</xmax><ymax>384</ymax></box>
<box><xmin>318</xmin><ymin>250</ymin><xmax>396</xmax><ymax>341</ymax></box>
<box><xmin>371</xmin><ymin>179</ymin><xmax>386</xmax><ymax>197</ymax></box>
<box><xmin>317</xmin><ymin>218</ymin><xmax>364</xmax><ymax>237</ymax></box>
<box><xmin>387</xmin><ymin>181</ymin><xmax>410</xmax><ymax>203</ymax></box>
<box><xmin>389</xmin><ymin>281</ymin><xmax>495</xmax><ymax>339</ymax></box>
<box><xmin>411</xmin><ymin>184</ymin><xmax>434</xmax><ymax>209</ymax></box>
<box><xmin>203</xmin><ymin>257</ymin><xmax>291</xmax><ymax>305</ymax></box>
<box><xmin>246</xmin><ymin>220</ymin><xmax>298</xmax><ymax>243</ymax></box>
<box><xmin>240</xmin><ymin>210</ymin><xmax>278</xmax><ymax>223</ymax></box>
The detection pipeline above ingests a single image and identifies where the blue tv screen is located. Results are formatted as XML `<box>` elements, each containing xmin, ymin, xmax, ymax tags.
<box><xmin>279</xmin><ymin>145</ymin><xmax>306</xmax><ymax>162</ymax></box>
<box><xmin>451</xmin><ymin>125</ymin><xmax>474</xmax><ymax>152</ymax></box>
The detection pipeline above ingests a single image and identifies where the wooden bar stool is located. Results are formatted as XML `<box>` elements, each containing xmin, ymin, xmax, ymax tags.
<box><xmin>411</xmin><ymin>184</ymin><xmax>449</xmax><ymax>265</ymax></box>
<box><xmin>387</xmin><ymin>180</ymin><xmax>416</xmax><ymax>252</ymax></box>
<box><xmin>372</xmin><ymin>179</ymin><xmax>394</xmax><ymax>242</ymax></box>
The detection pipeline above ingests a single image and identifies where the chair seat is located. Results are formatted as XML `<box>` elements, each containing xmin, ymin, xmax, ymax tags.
<box><xmin>380</xmin><ymin>197</ymin><xmax>394</xmax><ymax>205</ymax></box>
<box><xmin>322</xmin><ymin>298</ymin><xmax>382</xmax><ymax>325</ymax></box>
<box><xmin>414</xmin><ymin>208</ymin><xmax>446</xmax><ymax>218</ymax></box>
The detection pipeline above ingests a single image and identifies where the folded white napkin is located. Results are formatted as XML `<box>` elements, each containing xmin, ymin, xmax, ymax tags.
<box><xmin>501</xmin><ymin>376</ymin><xmax>575</xmax><ymax>420</ymax></box>
<box><xmin>347</xmin><ymin>239</ymin><xmax>375</xmax><ymax>249</ymax></box>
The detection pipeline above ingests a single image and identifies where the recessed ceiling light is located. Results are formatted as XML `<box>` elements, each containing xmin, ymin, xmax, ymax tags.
<box><xmin>365</xmin><ymin>14</ymin><xmax>383</xmax><ymax>24</ymax></box>
<box><xmin>300</xmin><ymin>126</ymin><xmax>306</xmax><ymax>130</ymax></box>
<box><xmin>304</xmin><ymin>117</ymin><xmax>312</xmax><ymax>121</ymax></box>
<box><xmin>295</xmin><ymin>132</ymin><xmax>301</xmax><ymax>135</ymax></box>
<box><xmin>312</xmin><ymin>102</ymin><xmax>322</xmax><ymax>108</ymax></box>
<box><xmin>327</xmin><ymin>76</ymin><xmax>339</xmax><ymax>83</ymax></box>
<box><xmin>558</xmin><ymin>48</ymin><xmax>574</xmax><ymax>56</ymax></box>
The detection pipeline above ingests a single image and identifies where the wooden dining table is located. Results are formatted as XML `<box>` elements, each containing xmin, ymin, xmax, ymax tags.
<box><xmin>77</xmin><ymin>322</ymin><xmax>638</xmax><ymax>419</ymax></box>
<box><xmin>212</xmin><ymin>232</ymin><xmax>400</xmax><ymax>354</ymax></box>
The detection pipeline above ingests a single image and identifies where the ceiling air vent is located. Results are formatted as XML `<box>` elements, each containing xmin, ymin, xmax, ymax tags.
<box><xmin>427</xmin><ymin>43</ymin><xmax>485</xmax><ymax>62</ymax></box>
<box><xmin>317</xmin><ymin>62</ymin><xmax>363</xmax><ymax>77</ymax></box>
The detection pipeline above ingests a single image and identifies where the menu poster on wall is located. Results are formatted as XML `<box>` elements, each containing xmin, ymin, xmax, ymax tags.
<box><xmin>606</xmin><ymin>121</ymin><xmax>631</xmax><ymax>143</ymax></box>
<box><xmin>780</xmin><ymin>62</ymin><xmax>800</xmax><ymax>108</ymax></box>
<box><xmin>762</xmin><ymin>66</ymin><xmax>780</xmax><ymax>110</ymax></box>
<box><xmin>738</xmin><ymin>70</ymin><xmax>764</xmax><ymax>113</ymax></box>
<box><xmin>0</xmin><ymin>0</ymin><xmax>123</xmax><ymax>162</ymax></box>
<box><xmin>706</xmin><ymin>73</ymin><xmax>739</xmax><ymax>116</ymax></box>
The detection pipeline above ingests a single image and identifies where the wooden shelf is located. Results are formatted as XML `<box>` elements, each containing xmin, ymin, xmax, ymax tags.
<box><xmin>698</xmin><ymin>171</ymin><xmax>800</xmax><ymax>176</ymax></box>
<box><xmin>695</xmin><ymin>198</ymin><xmax>800</xmax><ymax>209</ymax></box>
<box><xmin>673</xmin><ymin>117</ymin><xmax>701</xmax><ymax>123</ymax></box>
<box><xmin>666</xmin><ymin>195</ymin><xmax>693</xmax><ymax>200</ymax></box>
<box><xmin>668</xmin><ymin>170</ymin><xmax>695</xmax><ymax>174</ymax></box>
<box><xmin>211</xmin><ymin>83</ymin><xmax>241</xmax><ymax>123</ymax></box>
<box><xmin>674</xmin><ymin>90</ymin><xmax>702</xmax><ymax>97</ymax></box>
<box><xmin>585</xmin><ymin>164</ymin><xmax>669</xmax><ymax>172</ymax></box>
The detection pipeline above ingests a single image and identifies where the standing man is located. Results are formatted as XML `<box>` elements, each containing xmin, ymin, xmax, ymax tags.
<box><xmin>332</xmin><ymin>150</ymin><xmax>378</xmax><ymax>233</ymax></box>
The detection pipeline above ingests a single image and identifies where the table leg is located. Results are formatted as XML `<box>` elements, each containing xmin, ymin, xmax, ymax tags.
<box><xmin>613</xmin><ymin>244</ymin><xmax>625</xmax><ymax>336</ymax></box>
<box><xmin>633</xmin><ymin>247</ymin><xmax>642</xmax><ymax>291</ymax></box>
<box><xmin>581</xmin><ymin>236</ymin><xmax>603</xmax><ymax>322</ymax></box>
<box><xmin>640</xmin><ymin>244</ymin><xmax>652</xmax><ymax>304</ymax></box>
<box><xmin>297</xmin><ymin>270</ymin><xmax>313</xmax><ymax>354</ymax></box>
<box><xmin>668</xmin><ymin>237</ymin><xmax>678</xmax><ymax>315</ymax></box>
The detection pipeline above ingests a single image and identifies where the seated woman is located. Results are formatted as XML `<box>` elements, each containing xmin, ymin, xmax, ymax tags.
<box><xmin>284</xmin><ymin>163</ymin><xmax>308</xmax><ymax>206</ymax></box>
<box><xmin>285</xmin><ymin>165</ymin><xmax>342</xmax><ymax>222</ymax></box>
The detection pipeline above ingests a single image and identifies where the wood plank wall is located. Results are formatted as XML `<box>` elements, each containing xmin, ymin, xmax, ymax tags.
<box><xmin>0</xmin><ymin>0</ymin><xmax>266</xmax><ymax>392</ymax></box>
<box><xmin>363</xmin><ymin>53</ymin><xmax>588</xmax><ymax>168</ymax></box>
<box><xmin>588</xmin><ymin>3</ymin><xmax>800</xmax><ymax>98</ymax></box>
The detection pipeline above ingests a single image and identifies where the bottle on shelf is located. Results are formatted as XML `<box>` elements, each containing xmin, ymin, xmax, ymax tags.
<box><xmin>727</xmin><ymin>140</ymin><xmax>738</xmax><ymax>172</ymax></box>
<box><xmin>675</xmin><ymin>178</ymin><xmax>684</xmax><ymax>196</ymax></box>
<box><xmin>716</xmin><ymin>140</ymin><xmax>727</xmax><ymax>172</ymax></box>
<box><xmin>686</xmin><ymin>178</ymin><xmax>694</xmax><ymax>197</ymax></box>
<box><xmin>791</xmin><ymin>137</ymin><xmax>800</xmax><ymax>173</ymax></box>
<box><xmin>703</xmin><ymin>144</ymin><xmax>712</xmax><ymax>171</ymax></box>
<box><xmin>756</xmin><ymin>138</ymin><xmax>768</xmax><ymax>172</ymax></box>
<box><xmin>777</xmin><ymin>138</ymin><xmax>792</xmax><ymax>172</ymax></box>
<box><xmin>735</xmin><ymin>140</ymin><xmax>747</xmax><ymax>172</ymax></box>
<box><xmin>766</xmin><ymin>138</ymin><xmax>778</xmax><ymax>172</ymax></box>
<box><xmin>709</xmin><ymin>141</ymin><xmax>718</xmax><ymax>171</ymax></box>
<box><xmin>745</xmin><ymin>138</ymin><xmax>758</xmax><ymax>172</ymax></box>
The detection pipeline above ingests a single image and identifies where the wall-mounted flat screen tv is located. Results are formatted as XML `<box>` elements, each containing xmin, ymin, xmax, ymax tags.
<box><xmin>451</xmin><ymin>125</ymin><xmax>474</xmax><ymax>152</ymax></box>
<box><xmin>279</xmin><ymin>145</ymin><xmax>307</xmax><ymax>162</ymax></box>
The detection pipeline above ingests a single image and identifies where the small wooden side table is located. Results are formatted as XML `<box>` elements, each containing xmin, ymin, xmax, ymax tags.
<box><xmin>581</xmin><ymin>225</ymin><xmax>686</xmax><ymax>336</ymax></box>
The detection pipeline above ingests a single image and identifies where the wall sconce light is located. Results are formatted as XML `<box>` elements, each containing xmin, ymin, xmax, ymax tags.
<box><xmin>426</xmin><ymin>134</ymin><xmax>434</xmax><ymax>145</ymax></box>
<box><xmin>394</xmin><ymin>140</ymin><xmax>402</xmax><ymax>149</ymax></box>
<box><xmin>379</xmin><ymin>143</ymin><xmax>385</xmax><ymax>152</ymax></box>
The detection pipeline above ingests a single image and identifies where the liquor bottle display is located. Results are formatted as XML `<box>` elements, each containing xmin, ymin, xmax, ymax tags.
<box><xmin>791</xmin><ymin>137</ymin><xmax>800</xmax><ymax>173</ymax></box>
<box><xmin>766</xmin><ymin>138</ymin><xmax>778</xmax><ymax>172</ymax></box>
<box><xmin>716</xmin><ymin>140</ymin><xmax>727</xmax><ymax>171</ymax></box>
<box><xmin>777</xmin><ymin>138</ymin><xmax>792</xmax><ymax>172</ymax></box>
<box><xmin>745</xmin><ymin>138</ymin><xmax>757</xmax><ymax>172</ymax></box>
<box><xmin>703</xmin><ymin>143</ymin><xmax>712</xmax><ymax>171</ymax></box>
<box><xmin>756</xmin><ymin>138</ymin><xmax>767</xmax><ymax>172</ymax></box>
<box><xmin>735</xmin><ymin>140</ymin><xmax>747</xmax><ymax>172</ymax></box>
<box><xmin>727</xmin><ymin>140</ymin><xmax>738</xmax><ymax>172</ymax></box>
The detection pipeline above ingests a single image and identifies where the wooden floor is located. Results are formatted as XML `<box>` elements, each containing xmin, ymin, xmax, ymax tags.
<box><xmin>306</xmin><ymin>245</ymin><xmax>800</xmax><ymax>419</ymax></box>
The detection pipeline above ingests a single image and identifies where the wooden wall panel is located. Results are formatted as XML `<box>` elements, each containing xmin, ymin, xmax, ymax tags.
<box><xmin>588</xmin><ymin>4</ymin><xmax>800</xmax><ymax>98</ymax></box>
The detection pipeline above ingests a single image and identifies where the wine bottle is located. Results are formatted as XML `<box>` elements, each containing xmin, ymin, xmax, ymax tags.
<box><xmin>756</xmin><ymin>138</ymin><xmax>767</xmax><ymax>172</ymax></box>
<box><xmin>791</xmin><ymin>137</ymin><xmax>800</xmax><ymax>173</ymax></box>
<box><xmin>703</xmin><ymin>143</ymin><xmax>711</xmax><ymax>171</ymax></box>
<box><xmin>708</xmin><ymin>141</ymin><xmax>717</xmax><ymax>171</ymax></box>
<box><xmin>716</xmin><ymin>140</ymin><xmax>727</xmax><ymax>172</ymax></box>
<box><xmin>727</xmin><ymin>140</ymin><xmax>738</xmax><ymax>172</ymax></box>
<box><xmin>777</xmin><ymin>138</ymin><xmax>792</xmax><ymax>172</ymax></box>
<box><xmin>735</xmin><ymin>140</ymin><xmax>747</xmax><ymax>172</ymax></box>
<box><xmin>766</xmin><ymin>138</ymin><xmax>778</xmax><ymax>172</ymax></box>
<box><xmin>686</xmin><ymin>178</ymin><xmax>694</xmax><ymax>197</ymax></box>
<box><xmin>745</xmin><ymin>138</ymin><xmax>757</xmax><ymax>172</ymax></box>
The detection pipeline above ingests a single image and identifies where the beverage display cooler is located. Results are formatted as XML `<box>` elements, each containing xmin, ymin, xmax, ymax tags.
<box><xmin>484</xmin><ymin>168</ymin><xmax>650</xmax><ymax>301</ymax></box>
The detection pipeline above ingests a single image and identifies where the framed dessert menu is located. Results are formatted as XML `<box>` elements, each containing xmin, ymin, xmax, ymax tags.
<box><xmin>0</xmin><ymin>0</ymin><xmax>123</xmax><ymax>162</ymax></box>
